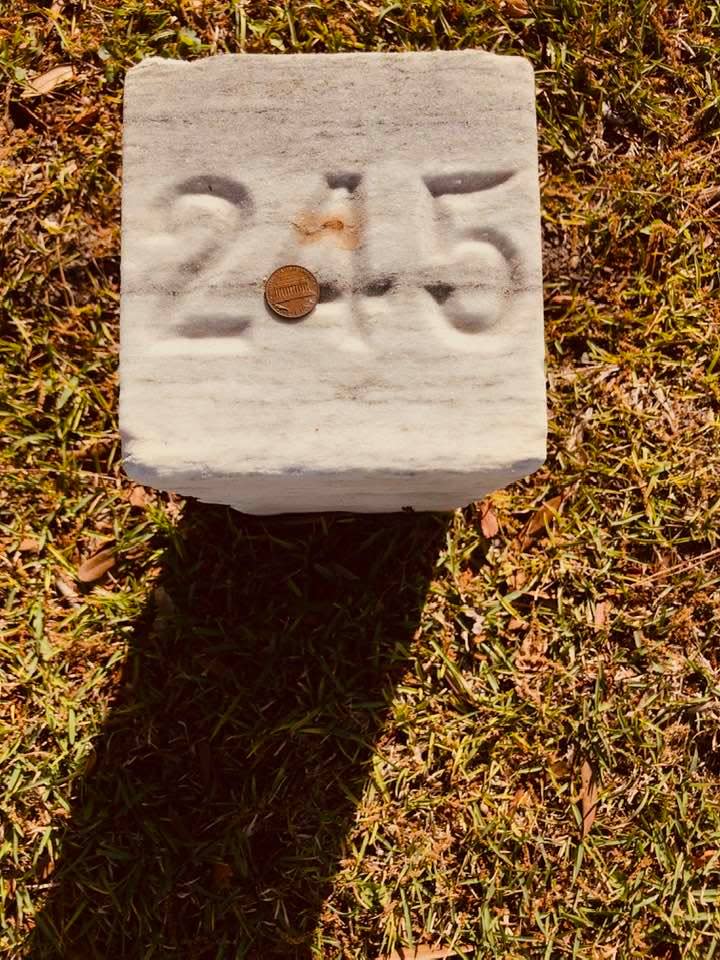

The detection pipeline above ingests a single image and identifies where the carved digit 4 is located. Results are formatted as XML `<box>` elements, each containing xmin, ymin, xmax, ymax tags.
<box><xmin>285</xmin><ymin>172</ymin><xmax>372</xmax><ymax>349</ymax></box>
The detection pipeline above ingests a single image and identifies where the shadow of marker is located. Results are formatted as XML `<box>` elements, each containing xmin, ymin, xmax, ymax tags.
<box><xmin>27</xmin><ymin>505</ymin><xmax>448</xmax><ymax>960</ymax></box>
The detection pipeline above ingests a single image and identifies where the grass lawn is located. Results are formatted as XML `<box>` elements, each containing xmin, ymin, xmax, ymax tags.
<box><xmin>2</xmin><ymin>1</ymin><xmax>720</xmax><ymax>957</ymax></box>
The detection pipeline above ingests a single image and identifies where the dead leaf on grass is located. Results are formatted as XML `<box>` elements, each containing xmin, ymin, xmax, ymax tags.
<box><xmin>698</xmin><ymin>185</ymin><xmax>720</xmax><ymax>210</ymax></box>
<box><xmin>691</xmin><ymin>849</ymin><xmax>718</xmax><ymax>868</ymax></box>
<box><xmin>22</xmin><ymin>65</ymin><xmax>75</xmax><ymax>98</ymax></box>
<box><xmin>594</xmin><ymin>600</ymin><xmax>611</xmax><ymax>629</ymax></box>
<box><xmin>64</xmin><ymin>104</ymin><xmax>101</xmax><ymax>131</ymax></box>
<box><xmin>548</xmin><ymin>758</ymin><xmax>572</xmax><ymax>778</ymax></box>
<box><xmin>516</xmin><ymin>626</ymin><xmax>547</xmax><ymax>669</ymax></box>
<box><xmin>211</xmin><ymin>862</ymin><xmax>233</xmax><ymax>889</ymax></box>
<box><xmin>18</xmin><ymin>537</ymin><xmax>40</xmax><ymax>552</ymax></box>
<box><xmin>165</xmin><ymin>493</ymin><xmax>184</xmax><ymax>522</ymax></box>
<box><xmin>128</xmin><ymin>484</ymin><xmax>149</xmax><ymax>507</ymax></box>
<box><xmin>55</xmin><ymin>574</ymin><xmax>80</xmax><ymax>606</ymax></box>
<box><xmin>38</xmin><ymin>857</ymin><xmax>55</xmax><ymax>880</ymax></box>
<box><xmin>521</xmin><ymin>495</ymin><xmax>563</xmax><ymax>548</ymax></box>
<box><xmin>514</xmin><ymin>626</ymin><xmax>549</xmax><ymax>704</ymax></box>
<box><xmin>504</xmin><ymin>0</ymin><xmax>531</xmax><ymax>14</ymax></box>
<box><xmin>154</xmin><ymin>585</ymin><xmax>175</xmax><ymax>617</ymax></box>
<box><xmin>580</xmin><ymin>759</ymin><xmax>599</xmax><ymax>837</ymax></box>
<box><xmin>77</xmin><ymin>546</ymin><xmax>115</xmax><ymax>583</ymax></box>
<box><xmin>379</xmin><ymin>945</ymin><xmax>471</xmax><ymax>960</ymax></box>
<box><xmin>150</xmin><ymin>585</ymin><xmax>176</xmax><ymax>637</ymax></box>
<box><xmin>507</xmin><ymin>568</ymin><xmax>528</xmax><ymax>591</ymax></box>
<box><xmin>477</xmin><ymin>499</ymin><xmax>499</xmax><ymax>538</ymax></box>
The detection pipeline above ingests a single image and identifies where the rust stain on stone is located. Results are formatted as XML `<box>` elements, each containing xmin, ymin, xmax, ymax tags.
<box><xmin>291</xmin><ymin>210</ymin><xmax>361</xmax><ymax>250</ymax></box>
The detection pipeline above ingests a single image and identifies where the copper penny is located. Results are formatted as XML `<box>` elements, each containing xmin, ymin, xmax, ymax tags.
<box><xmin>264</xmin><ymin>265</ymin><xmax>319</xmax><ymax>319</ymax></box>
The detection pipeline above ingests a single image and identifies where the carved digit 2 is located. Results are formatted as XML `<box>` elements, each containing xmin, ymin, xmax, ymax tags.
<box><xmin>166</xmin><ymin>176</ymin><xmax>254</xmax><ymax>339</ymax></box>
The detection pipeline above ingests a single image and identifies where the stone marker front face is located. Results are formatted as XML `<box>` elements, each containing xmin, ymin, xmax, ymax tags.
<box><xmin>120</xmin><ymin>51</ymin><xmax>546</xmax><ymax>513</ymax></box>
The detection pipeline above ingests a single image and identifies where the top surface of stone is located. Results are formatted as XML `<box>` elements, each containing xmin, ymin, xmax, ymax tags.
<box><xmin>120</xmin><ymin>51</ymin><xmax>545</xmax><ymax>491</ymax></box>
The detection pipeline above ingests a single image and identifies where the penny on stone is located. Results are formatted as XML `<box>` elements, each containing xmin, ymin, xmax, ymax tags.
<box><xmin>265</xmin><ymin>265</ymin><xmax>319</xmax><ymax>319</ymax></box>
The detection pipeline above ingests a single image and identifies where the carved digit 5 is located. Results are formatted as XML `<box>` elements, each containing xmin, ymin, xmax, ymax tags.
<box><xmin>421</xmin><ymin>169</ymin><xmax>519</xmax><ymax>337</ymax></box>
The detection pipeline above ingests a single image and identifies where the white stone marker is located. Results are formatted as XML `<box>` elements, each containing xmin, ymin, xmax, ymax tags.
<box><xmin>120</xmin><ymin>51</ymin><xmax>546</xmax><ymax>513</ymax></box>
